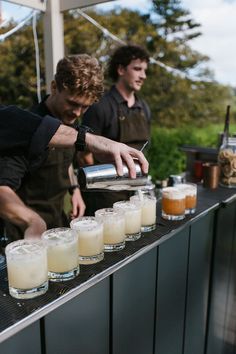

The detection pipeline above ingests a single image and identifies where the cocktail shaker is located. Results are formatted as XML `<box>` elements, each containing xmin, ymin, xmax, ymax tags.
<box><xmin>78</xmin><ymin>161</ymin><xmax>148</xmax><ymax>191</ymax></box>
<box><xmin>168</xmin><ymin>174</ymin><xmax>185</xmax><ymax>186</ymax></box>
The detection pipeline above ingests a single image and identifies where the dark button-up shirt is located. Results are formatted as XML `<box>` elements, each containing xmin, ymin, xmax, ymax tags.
<box><xmin>82</xmin><ymin>86</ymin><xmax>151</xmax><ymax>141</ymax></box>
<box><xmin>0</xmin><ymin>105</ymin><xmax>61</xmax><ymax>190</ymax></box>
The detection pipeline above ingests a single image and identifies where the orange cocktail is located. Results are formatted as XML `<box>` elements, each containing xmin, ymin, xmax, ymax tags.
<box><xmin>176</xmin><ymin>183</ymin><xmax>197</xmax><ymax>214</ymax></box>
<box><xmin>161</xmin><ymin>187</ymin><xmax>185</xmax><ymax>220</ymax></box>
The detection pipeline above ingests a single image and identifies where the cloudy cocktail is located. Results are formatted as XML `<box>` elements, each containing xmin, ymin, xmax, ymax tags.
<box><xmin>113</xmin><ymin>201</ymin><xmax>142</xmax><ymax>241</ymax></box>
<box><xmin>95</xmin><ymin>208</ymin><xmax>126</xmax><ymax>251</ymax></box>
<box><xmin>42</xmin><ymin>228</ymin><xmax>79</xmax><ymax>281</ymax></box>
<box><xmin>70</xmin><ymin>217</ymin><xmax>104</xmax><ymax>264</ymax></box>
<box><xmin>6</xmin><ymin>240</ymin><xmax>48</xmax><ymax>299</ymax></box>
<box><xmin>130</xmin><ymin>195</ymin><xmax>157</xmax><ymax>232</ymax></box>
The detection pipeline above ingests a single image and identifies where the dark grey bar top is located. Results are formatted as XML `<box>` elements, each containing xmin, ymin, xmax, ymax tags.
<box><xmin>0</xmin><ymin>185</ymin><xmax>236</xmax><ymax>343</ymax></box>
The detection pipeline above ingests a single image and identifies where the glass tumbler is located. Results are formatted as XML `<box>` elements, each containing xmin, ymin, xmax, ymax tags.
<box><xmin>42</xmin><ymin>227</ymin><xmax>79</xmax><ymax>282</ymax></box>
<box><xmin>95</xmin><ymin>208</ymin><xmax>126</xmax><ymax>251</ymax></box>
<box><xmin>176</xmin><ymin>183</ymin><xmax>197</xmax><ymax>215</ymax></box>
<box><xmin>161</xmin><ymin>187</ymin><xmax>185</xmax><ymax>220</ymax></box>
<box><xmin>70</xmin><ymin>217</ymin><xmax>104</xmax><ymax>264</ymax></box>
<box><xmin>5</xmin><ymin>240</ymin><xmax>48</xmax><ymax>299</ymax></box>
<box><xmin>113</xmin><ymin>201</ymin><xmax>142</xmax><ymax>241</ymax></box>
<box><xmin>130</xmin><ymin>195</ymin><xmax>156</xmax><ymax>232</ymax></box>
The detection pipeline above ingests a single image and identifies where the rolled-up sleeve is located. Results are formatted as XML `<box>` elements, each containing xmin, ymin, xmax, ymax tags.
<box><xmin>0</xmin><ymin>156</ymin><xmax>29</xmax><ymax>191</ymax></box>
<box><xmin>28</xmin><ymin>115</ymin><xmax>61</xmax><ymax>158</ymax></box>
<box><xmin>0</xmin><ymin>106</ymin><xmax>61</xmax><ymax>156</ymax></box>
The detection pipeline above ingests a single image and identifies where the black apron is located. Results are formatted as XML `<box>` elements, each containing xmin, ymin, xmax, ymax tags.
<box><xmin>6</xmin><ymin>147</ymin><xmax>74</xmax><ymax>240</ymax></box>
<box><xmin>83</xmin><ymin>104</ymin><xmax>150</xmax><ymax>216</ymax></box>
<box><xmin>118</xmin><ymin>105</ymin><xmax>150</xmax><ymax>150</ymax></box>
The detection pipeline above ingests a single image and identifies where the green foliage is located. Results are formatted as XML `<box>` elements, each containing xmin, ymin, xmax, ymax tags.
<box><xmin>0</xmin><ymin>4</ymin><xmax>235</xmax><ymax>125</ymax></box>
<box><xmin>147</xmin><ymin>125</ymin><xmax>197</xmax><ymax>180</ymax></box>
<box><xmin>147</xmin><ymin>123</ymin><xmax>236</xmax><ymax>180</ymax></box>
<box><xmin>143</xmin><ymin>65</ymin><xmax>235</xmax><ymax>127</ymax></box>
<box><xmin>0</xmin><ymin>16</ymin><xmax>45</xmax><ymax>107</ymax></box>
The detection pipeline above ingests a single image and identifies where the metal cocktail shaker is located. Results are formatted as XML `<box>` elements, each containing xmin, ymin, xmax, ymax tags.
<box><xmin>78</xmin><ymin>161</ymin><xmax>148</xmax><ymax>191</ymax></box>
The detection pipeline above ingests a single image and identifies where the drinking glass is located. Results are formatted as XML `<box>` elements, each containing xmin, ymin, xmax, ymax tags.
<box><xmin>176</xmin><ymin>183</ymin><xmax>197</xmax><ymax>214</ymax></box>
<box><xmin>133</xmin><ymin>184</ymin><xmax>156</xmax><ymax>197</ymax></box>
<box><xmin>70</xmin><ymin>217</ymin><xmax>104</xmax><ymax>264</ymax></box>
<box><xmin>130</xmin><ymin>195</ymin><xmax>156</xmax><ymax>232</ymax></box>
<box><xmin>161</xmin><ymin>187</ymin><xmax>185</xmax><ymax>220</ymax></box>
<box><xmin>95</xmin><ymin>208</ymin><xmax>126</xmax><ymax>251</ymax></box>
<box><xmin>5</xmin><ymin>240</ymin><xmax>48</xmax><ymax>299</ymax></box>
<box><xmin>113</xmin><ymin>201</ymin><xmax>142</xmax><ymax>241</ymax></box>
<box><xmin>42</xmin><ymin>228</ymin><xmax>79</xmax><ymax>282</ymax></box>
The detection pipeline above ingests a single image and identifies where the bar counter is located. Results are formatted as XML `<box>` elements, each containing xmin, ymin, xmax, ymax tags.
<box><xmin>1</xmin><ymin>186</ymin><xmax>236</xmax><ymax>354</ymax></box>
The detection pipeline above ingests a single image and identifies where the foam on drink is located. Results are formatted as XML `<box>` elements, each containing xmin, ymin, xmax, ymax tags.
<box><xmin>162</xmin><ymin>187</ymin><xmax>185</xmax><ymax>220</ymax></box>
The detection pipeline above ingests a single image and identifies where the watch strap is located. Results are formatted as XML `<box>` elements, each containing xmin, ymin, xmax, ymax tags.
<box><xmin>74</xmin><ymin>125</ymin><xmax>94</xmax><ymax>151</ymax></box>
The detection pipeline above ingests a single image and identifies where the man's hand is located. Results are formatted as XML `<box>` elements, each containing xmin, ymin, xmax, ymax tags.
<box><xmin>0</xmin><ymin>186</ymin><xmax>46</xmax><ymax>239</ymax></box>
<box><xmin>85</xmin><ymin>133</ymin><xmax>149</xmax><ymax>178</ymax></box>
<box><xmin>77</xmin><ymin>151</ymin><xmax>94</xmax><ymax>167</ymax></box>
<box><xmin>49</xmin><ymin>125</ymin><xmax>149</xmax><ymax>178</ymax></box>
<box><xmin>70</xmin><ymin>188</ymin><xmax>86</xmax><ymax>219</ymax></box>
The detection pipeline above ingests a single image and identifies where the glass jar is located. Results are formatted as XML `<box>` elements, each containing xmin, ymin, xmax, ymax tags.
<box><xmin>218</xmin><ymin>137</ymin><xmax>236</xmax><ymax>188</ymax></box>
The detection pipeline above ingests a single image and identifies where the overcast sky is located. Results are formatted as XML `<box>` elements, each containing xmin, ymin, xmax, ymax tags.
<box><xmin>2</xmin><ymin>0</ymin><xmax>236</xmax><ymax>87</ymax></box>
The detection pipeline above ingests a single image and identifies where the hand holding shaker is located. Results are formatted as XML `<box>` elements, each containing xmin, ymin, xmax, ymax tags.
<box><xmin>77</xmin><ymin>161</ymin><xmax>148</xmax><ymax>191</ymax></box>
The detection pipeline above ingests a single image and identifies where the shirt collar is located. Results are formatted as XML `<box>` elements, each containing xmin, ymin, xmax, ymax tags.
<box><xmin>110</xmin><ymin>86</ymin><xmax>143</xmax><ymax>109</ymax></box>
<box><xmin>40</xmin><ymin>95</ymin><xmax>52</xmax><ymax>116</ymax></box>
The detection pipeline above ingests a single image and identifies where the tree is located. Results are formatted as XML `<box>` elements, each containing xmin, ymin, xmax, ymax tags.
<box><xmin>0</xmin><ymin>17</ymin><xmax>45</xmax><ymax>107</ymax></box>
<box><xmin>0</xmin><ymin>5</ymin><xmax>234</xmax><ymax>126</ymax></box>
<box><xmin>140</xmin><ymin>0</ymin><xmax>235</xmax><ymax>126</ymax></box>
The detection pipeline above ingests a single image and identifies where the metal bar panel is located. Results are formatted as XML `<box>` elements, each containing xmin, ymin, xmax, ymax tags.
<box><xmin>112</xmin><ymin>249</ymin><xmax>157</xmax><ymax>354</ymax></box>
<box><xmin>155</xmin><ymin>227</ymin><xmax>189</xmax><ymax>354</ymax></box>
<box><xmin>206</xmin><ymin>202</ymin><xmax>236</xmax><ymax>354</ymax></box>
<box><xmin>0</xmin><ymin>322</ymin><xmax>41</xmax><ymax>354</ymax></box>
<box><xmin>44</xmin><ymin>278</ymin><xmax>110</xmax><ymax>354</ymax></box>
<box><xmin>183</xmin><ymin>212</ymin><xmax>215</xmax><ymax>354</ymax></box>
<box><xmin>224</xmin><ymin>207</ymin><xmax>236</xmax><ymax>354</ymax></box>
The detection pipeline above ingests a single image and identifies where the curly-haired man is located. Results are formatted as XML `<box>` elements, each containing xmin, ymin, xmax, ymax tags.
<box><xmin>6</xmin><ymin>54</ymin><xmax>104</xmax><ymax>239</ymax></box>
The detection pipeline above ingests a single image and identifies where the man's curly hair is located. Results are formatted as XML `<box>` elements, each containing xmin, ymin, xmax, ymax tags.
<box><xmin>55</xmin><ymin>54</ymin><xmax>104</xmax><ymax>102</ymax></box>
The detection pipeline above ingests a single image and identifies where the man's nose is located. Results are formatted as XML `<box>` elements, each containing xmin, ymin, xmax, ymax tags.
<box><xmin>140</xmin><ymin>70</ymin><xmax>147</xmax><ymax>79</ymax></box>
<box><xmin>73</xmin><ymin>107</ymin><xmax>83</xmax><ymax>117</ymax></box>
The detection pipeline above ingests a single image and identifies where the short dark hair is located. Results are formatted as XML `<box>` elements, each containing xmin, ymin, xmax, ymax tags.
<box><xmin>108</xmin><ymin>45</ymin><xmax>149</xmax><ymax>81</ymax></box>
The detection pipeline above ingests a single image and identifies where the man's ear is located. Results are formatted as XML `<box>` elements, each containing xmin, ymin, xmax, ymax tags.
<box><xmin>117</xmin><ymin>64</ymin><xmax>126</xmax><ymax>77</ymax></box>
<box><xmin>51</xmin><ymin>80</ymin><xmax>57</xmax><ymax>94</ymax></box>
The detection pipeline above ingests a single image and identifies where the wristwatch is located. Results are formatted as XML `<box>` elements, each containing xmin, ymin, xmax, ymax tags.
<box><xmin>74</xmin><ymin>125</ymin><xmax>94</xmax><ymax>151</ymax></box>
<box><xmin>68</xmin><ymin>184</ymin><xmax>79</xmax><ymax>195</ymax></box>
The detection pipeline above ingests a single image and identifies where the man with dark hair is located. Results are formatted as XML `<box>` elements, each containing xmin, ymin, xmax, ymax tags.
<box><xmin>0</xmin><ymin>104</ymin><xmax>149</xmax><ymax>239</ymax></box>
<box><xmin>5</xmin><ymin>54</ymin><xmax>104</xmax><ymax>239</ymax></box>
<box><xmin>78</xmin><ymin>45</ymin><xmax>151</xmax><ymax>215</ymax></box>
